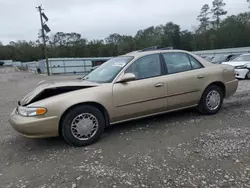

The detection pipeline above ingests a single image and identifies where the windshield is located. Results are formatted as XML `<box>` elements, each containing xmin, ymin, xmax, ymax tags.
<box><xmin>84</xmin><ymin>56</ymin><xmax>134</xmax><ymax>83</ymax></box>
<box><xmin>233</xmin><ymin>55</ymin><xmax>250</xmax><ymax>62</ymax></box>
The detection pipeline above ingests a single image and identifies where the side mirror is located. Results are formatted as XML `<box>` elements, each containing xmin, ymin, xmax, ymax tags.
<box><xmin>117</xmin><ymin>73</ymin><xmax>136</xmax><ymax>83</ymax></box>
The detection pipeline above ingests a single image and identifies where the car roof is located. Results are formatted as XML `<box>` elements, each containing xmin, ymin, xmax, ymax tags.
<box><xmin>124</xmin><ymin>49</ymin><xmax>193</xmax><ymax>58</ymax></box>
<box><xmin>122</xmin><ymin>49</ymin><xmax>213</xmax><ymax>67</ymax></box>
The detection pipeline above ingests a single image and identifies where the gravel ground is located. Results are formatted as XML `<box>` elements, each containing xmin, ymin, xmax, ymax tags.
<box><xmin>1</xmin><ymin>67</ymin><xmax>250</xmax><ymax>188</ymax></box>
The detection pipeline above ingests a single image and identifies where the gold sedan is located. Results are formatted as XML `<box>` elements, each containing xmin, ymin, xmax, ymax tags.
<box><xmin>9</xmin><ymin>50</ymin><xmax>238</xmax><ymax>146</ymax></box>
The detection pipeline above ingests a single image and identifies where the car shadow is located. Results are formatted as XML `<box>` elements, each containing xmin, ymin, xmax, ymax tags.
<box><xmin>10</xmin><ymin>108</ymin><xmax>200</xmax><ymax>150</ymax></box>
<box><xmin>104</xmin><ymin>108</ymin><xmax>199</xmax><ymax>136</ymax></box>
<box><xmin>13</xmin><ymin>136</ymin><xmax>69</xmax><ymax>152</ymax></box>
<box><xmin>31</xmin><ymin>137</ymin><xmax>66</xmax><ymax>148</ymax></box>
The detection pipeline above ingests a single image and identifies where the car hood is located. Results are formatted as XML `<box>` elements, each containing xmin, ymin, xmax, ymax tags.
<box><xmin>36</xmin><ymin>79</ymin><xmax>100</xmax><ymax>87</ymax></box>
<box><xmin>19</xmin><ymin>80</ymin><xmax>101</xmax><ymax>106</ymax></box>
<box><xmin>222</xmin><ymin>61</ymin><xmax>250</xmax><ymax>67</ymax></box>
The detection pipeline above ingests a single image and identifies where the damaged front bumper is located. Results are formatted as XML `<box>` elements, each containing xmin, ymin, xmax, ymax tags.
<box><xmin>235</xmin><ymin>68</ymin><xmax>249</xmax><ymax>79</ymax></box>
<box><xmin>9</xmin><ymin>108</ymin><xmax>59</xmax><ymax>138</ymax></box>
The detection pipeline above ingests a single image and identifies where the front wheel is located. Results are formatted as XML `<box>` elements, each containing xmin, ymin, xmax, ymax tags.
<box><xmin>198</xmin><ymin>85</ymin><xmax>223</xmax><ymax>115</ymax></box>
<box><xmin>61</xmin><ymin>105</ymin><xmax>105</xmax><ymax>147</ymax></box>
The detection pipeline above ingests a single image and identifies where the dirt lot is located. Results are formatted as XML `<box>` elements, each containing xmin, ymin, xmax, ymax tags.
<box><xmin>1</xmin><ymin>67</ymin><xmax>250</xmax><ymax>188</ymax></box>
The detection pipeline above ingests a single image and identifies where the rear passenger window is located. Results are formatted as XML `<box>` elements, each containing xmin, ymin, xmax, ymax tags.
<box><xmin>162</xmin><ymin>53</ymin><xmax>192</xmax><ymax>74</ymax></box>
<box><xmin>188</xmin><ymin>55</ymin><xmax>203</xmax><ymax>69</ymax></box>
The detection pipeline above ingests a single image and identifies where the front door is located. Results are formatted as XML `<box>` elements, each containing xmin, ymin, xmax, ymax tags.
<box><xmin>112</xmin><ymin>54</ymin><xmax>167</xmax><ymax>122</ymax></box>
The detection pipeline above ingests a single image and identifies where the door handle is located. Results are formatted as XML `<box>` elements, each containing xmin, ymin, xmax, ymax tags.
<box><xmin>154</xmin><ymin>83</ymin><xmax>164</xmax><ymax>88</ymax></box>
<box><xmin>197</xmin><ymin>75</ymin><xmax>205</xmax><ymax>79</ymax></box>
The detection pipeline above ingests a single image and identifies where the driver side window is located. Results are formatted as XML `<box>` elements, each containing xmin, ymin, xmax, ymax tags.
<box><xmin>125</xmin><ymin>54</ymin><xmax>161</xmax><ymax>80</ymax></box>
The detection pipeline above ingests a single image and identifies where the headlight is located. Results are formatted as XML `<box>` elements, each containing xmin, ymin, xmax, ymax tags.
<box><xmin>235</xmin><ymin>64</ymin><xmax>250</xmax><ymax>69</ymax></box>
<box><xmin>17</xmin><ymin>106</ymin><xmax>47</xmax><ymax>117</ymax></box>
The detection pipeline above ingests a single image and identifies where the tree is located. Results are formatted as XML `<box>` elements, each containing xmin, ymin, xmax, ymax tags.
<box><xmin>117</xmin><ymin>36</ymin><xmax>135</xmax><ymax>54</ymax></box>
<box><xmin>217</xmin><ymin>13</ymin><xmax>250</xmax><ymax>48</ymax></box>
<box><xmin>180</xmin><ymin>30</ymin><xmax>193</xmax><ymax>51</ymax></box>
<box><xmin>211</xmin><ymin>0</ymin><xmax>227</xmax><ymax>29</ymax></box>
<box><xmin>163</xmin><ymin>22</ymin><xmax>181</xmax><ymax>48</ymax></box>
<box><xmin>197</xmin><ymin>4</ymin><xmax>211</xmax><ymax>32</ymax></box>
<box><xmin>134</xmin><ymin>26</ymin><xmax>163</xmax><ymax>49</ymax></box>
<box><xmin>0</xmin><ymin>10</ymin><xmax>250</xmax><ymax>61</ymax></box>
<box><xmin>105</xmin><ymin>33</ymin><xmax>123</xmax><ymax>55</ymax></box>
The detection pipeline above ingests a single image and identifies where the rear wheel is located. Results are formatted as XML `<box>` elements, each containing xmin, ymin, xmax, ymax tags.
<box><xmin>198</xmin><ymin>85</ymin><xmax>223</xmax><ymax>115</ymax></box>
<box><xmin>61</xmin><ymin>105</ymin><xmax>105</xmax><ymax>147</ymax></box>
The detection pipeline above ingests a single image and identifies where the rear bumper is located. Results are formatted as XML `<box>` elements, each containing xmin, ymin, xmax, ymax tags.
<box><xmin>235</xmin><ymin>68</ymin><xmax>249</xmax><ymax>79</ymax></box>
<box><xmin>225</xmin><ymin>79</ymin><xmax>238</xmax><ymax>98</ymax></box>
<box><xmin>9</xmin><ymin>108</ymin><xmax>59</xmax><ymax>138</ymax></box>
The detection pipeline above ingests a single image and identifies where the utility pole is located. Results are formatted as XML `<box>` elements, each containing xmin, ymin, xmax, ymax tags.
<box><xmin>37</xmin><ymin>5</ymin><xmax>50</xmax><ymax>76</ymax></box>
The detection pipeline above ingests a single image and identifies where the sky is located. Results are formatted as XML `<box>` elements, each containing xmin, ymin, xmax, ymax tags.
<box><xmin>0</xmin><ymin>0</ymin><xmax>248</xmax><ymax>44</ymax></box>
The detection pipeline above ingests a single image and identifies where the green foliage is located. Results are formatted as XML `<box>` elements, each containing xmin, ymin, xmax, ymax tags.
<box><xmin>0</xmin><ymin>11</ymin><xmax>250</xmax><ymax>62</ymax></box>
<box><xmin>197</xmin><ymin>4</ymin><xmax>211</xmax><ymax>32</ymax></box>
<box><xmin>211</xmin><ymin>0</ymin><xmax>227</xmax><ymax>29</ymax></box>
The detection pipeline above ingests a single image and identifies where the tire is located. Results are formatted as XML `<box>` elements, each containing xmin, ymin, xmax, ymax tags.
<box><xmin>246</xmin><ymin>71</ymin><xmax>250</xmax><ymax>80</ymax></box>
<box><xmin>198</xmin><ymin>85</ymin><xmax>223</xmax><ymax>115</ymax></box>
<box><xmin>61</xmin><ymin>105</ymin><xmax>105</xmax><ymax>147</ymax></box>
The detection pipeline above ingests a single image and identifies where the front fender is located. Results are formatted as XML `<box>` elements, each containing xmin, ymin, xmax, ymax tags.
<box><xmin>30</xmin><ymin>84</ymin><xmax>114</xmax><ymax>121</ymax></box>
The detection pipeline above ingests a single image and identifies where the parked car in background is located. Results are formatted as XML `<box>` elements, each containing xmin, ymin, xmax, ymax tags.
<box><xmin>9</xmin><ymin>49</ymin><xmax>238</xmax><ymax>146</ymax></box>
<box><xmin>227</xmin><ymin>54</ymin><xmax>241</xmax><ymax>61</ymax></box>
<box><xmin>0</xmin><ymin>61</ymin><xmax>4</xmax><ymax>66</ymax></box>
<box><xmin>211</xmin><ymin>54</ymin><xmax>241</xmax><ymax>64</ymax></box>
<box><xmin>201</xmin><ymin>56</ymin><xmax>214</xmax><ymax>62</ymax></box>
<box><xmin>222</xmin><ymin>53</ymin><xmax>250</xmax><ymax>79</ymax></box>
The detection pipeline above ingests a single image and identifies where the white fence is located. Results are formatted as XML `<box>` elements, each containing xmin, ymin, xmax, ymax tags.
<box><xmin>2</xmin><ymin>46</ymin><xmax>250</xmax><ymax>75</ymax></box>
<box><xmin>39</xmin><ymin>57</ymin><xmax>112</xmax><ymax>75</ymax></box>
<box><xmin>193</xmin><ymin>47</ymin><xmax>250</xmax><ymax>56</ymax></box>
<box><xmin>1</xmin><ymin>57</ymin><xmax>111</xmax><ymax>75</ymax></box>
<box><xmin>24</xmin><ymin>62</ymin><xmax>39</xmax><ymax>73</ymax></box>
<box><xmin>16</xmin><ymin>57</ymin><xmax>111</xmax><ymax>75</ymax></box>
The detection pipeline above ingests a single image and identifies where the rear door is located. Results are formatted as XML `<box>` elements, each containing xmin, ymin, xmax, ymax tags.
<box><xmin>161</xmin><ymin>52</ymin><xmax>206</xmax><ymax>109</ymax></box>
<box><xmin>112</xmin><ymin>54</ymin><xmax>167</xmax><ymax>122</ymax></box>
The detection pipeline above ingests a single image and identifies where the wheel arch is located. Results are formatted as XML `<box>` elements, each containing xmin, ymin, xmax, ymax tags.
<box><xmin>58</xmin><ymin>102</ymin><xmax>110</xmax><ymax>136</ymax></box>
<box><xmin>204</xmin><ymin>81</ymin><xmax>226</xmax><ymax>97</ymax></box>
